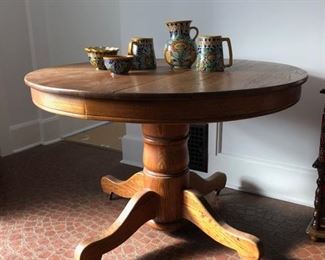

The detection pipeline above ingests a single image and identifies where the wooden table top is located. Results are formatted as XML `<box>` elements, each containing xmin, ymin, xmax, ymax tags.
<box><xmin>25</xmin><ymin>60</ymin><xmax>307</xmax><ymax>100</ymax></box>
<box><xmin>24</xmin><ymin>59</ymin><xmax>308</xmax><ymax>123</ymax></box>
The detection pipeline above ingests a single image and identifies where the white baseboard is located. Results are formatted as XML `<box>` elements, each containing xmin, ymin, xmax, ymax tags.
<box><xmin>120</xmin><ymin>159</ymin><xmax>143</xmax><ymax>168</ymax></box>
<box><xmin>59</xmin><ymin>117</ymin><xmax>106</xmax><ymax>138</ymax></box>
<box><xmin>121</xmin><ymin>131</ymin><xmax>317</xmax><ymax>207</ymax></box>
<box><xmin>121</xmin><ymin>134</ymin><xmax>143</xmax><ymax>167</ymax></box>
<box><xmin>61</xmin><ymin>121</ymin><xmax>107</xmax><ymax>138</ymax></box>
<box><xmin>10</xmin><ymin>119</ymin><xmax>41</xmax><ymax>153</ymax></box>
<box><xmin>40</xmin><ymin>116</ymin><xmax>61</xmax><ymax>143</ymax></box>
<box><xmin>209</xmin><ymin>153</ymin><xmax>316</xmax><ymax>207</ymax></box>
<box><xmin>9</xmin><ymin>117</ymin><xmax>107</xmax><ymax>154</ymax></box>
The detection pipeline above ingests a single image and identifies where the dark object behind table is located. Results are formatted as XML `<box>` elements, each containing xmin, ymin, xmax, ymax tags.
<box><xmin>306</xmin><ymin>89</ymin><xmax>325</xmax><ymax>241</ymax></box>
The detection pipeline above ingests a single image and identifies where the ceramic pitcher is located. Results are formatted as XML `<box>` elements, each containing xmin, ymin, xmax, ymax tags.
<box><xmin>196</xmin><ymin>35</ymin><xmax>233</xmax><ymax>72</ymax></box>
<box><xmin>163</xmin><ymin>20</ymin><xmax>199</xmax><ymax>69</ymax></box>
<box><xmin>128</xmin><ymin>37</ymin><xmax>156</xmax><ymax>70</ymax></box>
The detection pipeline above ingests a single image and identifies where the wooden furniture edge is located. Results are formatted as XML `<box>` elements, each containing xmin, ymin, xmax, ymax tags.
<box><xmin>30</xmin><ymin>85</ymin><xmax>302</xmax><ymax>123</ymax></box>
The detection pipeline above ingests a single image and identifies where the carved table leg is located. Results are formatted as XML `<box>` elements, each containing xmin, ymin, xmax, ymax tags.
<box><xmin>101</xmin><ymin>171</ymin><xmax>144</xmax><ymax>199</ymax></box>
<box><xmin>189</xmin><ymin>171</ymin><xmax>227</xmax><ymax>195</ymax></box>
<box><xmin>142</xmin><ymin>124</ymin><xmax>189</xmax><ymax>230</ymax></box>
<box><xmin>183</xmin><ymin>189</ymin><xmax>262</xmax><ymax>260</ymax></box>
<box><xmin>75</xmin><ymin>123</ymin><xmax>262</xmax><ymax>259</ymax></box>
<box><xmin>74</xmin><ymin>189</ymin><xmax>159</xmax><ymax>260</ymax></box>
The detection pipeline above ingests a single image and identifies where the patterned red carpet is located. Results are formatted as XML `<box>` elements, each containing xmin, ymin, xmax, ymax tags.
<box><xmin>0</xmin><ymin>141</ymin><xmax>324</xmax><ymax>259</ymax></box>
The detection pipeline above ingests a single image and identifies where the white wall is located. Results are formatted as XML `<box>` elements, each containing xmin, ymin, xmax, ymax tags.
<box><xmin>0</xmin><ymin>0</ymin><xmax>39</xmax><ymax>155</ymax></box>
<box><xmin>27</xmin><ymin>0</ymin><xmax>121</xmax><ymax>148</ymax></box>
<box><xmin>44</xmin><ymin>0</ymin><xmax>121</xmax><ymax>66</ymax></box>
<box><xmin>0</xmin><ymin>0</ymin><xmax>323</xmax><ymax>206</ymax></box>
<box><xmin>0</xmin><ymin>1</ymin><xmax>39</xmax><ymax>126</ymax></box>
<box><xmin>120</xmin><ymin>0</ymin><xmax>325</xmax><ymax>206</ymax></box>
<box><xmin>0</xmin><ymin>0</ymin><xmax>121</xmax><ymax>155</ymax></box>
<box><xmin>0</xmin><ymin>66</ymin><xmax>11</xmax><ymax>156</ymax></box>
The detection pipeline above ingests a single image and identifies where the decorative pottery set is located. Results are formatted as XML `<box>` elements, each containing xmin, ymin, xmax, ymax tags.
<box><xmin>84</xmin><ymin>20</ymin><xmax>233</xmax><ymax>74</ymax></box>
<box><xmin>164</xmin><ymin>20</ymin><xmax>198</xmax><ymax>69</ymax></box>
<box><xmin>128</xmin><ymin>37</ymin><xmax>156</xmax><ymax>70</ymax></box>
<box><xmin>84</xmin><ymin>47</ymin><xmax>119</xmax><ymax>70</ymax></box>
<box><xmin>196</xmin><ymin>35</ymin><xmax>233</xmax><ymax>72</ymax></box>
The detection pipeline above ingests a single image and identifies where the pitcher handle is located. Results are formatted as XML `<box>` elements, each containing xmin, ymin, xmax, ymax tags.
<box><xmin>190</xmin><ymin>26</ymin><xmax>199</xmax><ymax>41</ymax></box>
<box><xmin>128</xmin><ymin>41</ymin><xmax>135</xmax><ymax>55</ymax></box>
<box><xmin>222</xmin><ymin>37</ymin><xmax>233</xmax><ymax>67</ymax></box>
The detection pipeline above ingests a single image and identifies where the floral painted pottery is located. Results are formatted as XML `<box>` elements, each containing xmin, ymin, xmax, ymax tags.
<box><xmin>128</xmin><ymin>37</ymin><xmax>156</xmax><ymax>70</ymax></box>
<box><xmin>84</xmin><ymin>46</ymin><xmax>119</xmax><ymax>70</ymax></box>
<box><xmin>103</xmin><ymin>55</ymin><xmax>133</xmax><ymax>74</ymax></box>
<box><xmin>163</xmin><ymin>20</ymin><xmax>199</xmax><ymax>69</ymax></box>
<box><xmin>196</xmin><ymin>35</ymin><xmax>233</xmax><ymax>72</ymax></box>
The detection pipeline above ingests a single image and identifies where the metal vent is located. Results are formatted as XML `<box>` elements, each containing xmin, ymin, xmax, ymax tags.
<box><xmin>188</xmin><ymin>123</ymin><xmax>208</xmax><ymax>172</ymax></box>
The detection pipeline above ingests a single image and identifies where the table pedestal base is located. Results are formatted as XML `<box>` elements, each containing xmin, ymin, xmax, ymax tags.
<box><xmin>74</xmin><ymin>124</ymin><xmax>262</xmax><ymax>260</ymax></box>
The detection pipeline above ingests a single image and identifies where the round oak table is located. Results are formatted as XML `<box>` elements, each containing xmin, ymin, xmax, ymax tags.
<box><xmin>24</xmin><ymin>60</ymin><xmax>307</xmax><ymax>260</ymax></box>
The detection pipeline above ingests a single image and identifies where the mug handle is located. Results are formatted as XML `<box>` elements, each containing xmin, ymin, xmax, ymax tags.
<box><xmin>190</xmin><ymin>26</ymin><xmax>199</xmax><ymax>41</ymax></box>
<box><xmin>128</xmin><ymin>41</ymin><xmax>135</xmax><ymax>55</ymax></box>
<box><xmin>222</xmin><ymin>37</ymin><xmax>233</xmax><ymax>67</ymax></box>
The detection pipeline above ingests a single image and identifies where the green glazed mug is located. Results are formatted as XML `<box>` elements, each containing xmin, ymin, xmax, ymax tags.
<box><xmin>196</xmin><ymin>35</ymin><xmax>233</xmax><ymax>72</ymax></box>
<box><xmin>128</xmin><ymin>37</ymin><xmax>156</xmax><ymax>70</ymax></box>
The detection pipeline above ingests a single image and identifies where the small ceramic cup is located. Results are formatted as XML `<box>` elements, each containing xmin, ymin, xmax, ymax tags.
<box><xmin>84</xmin><ymin>46</ymin><xmax>119</xmax><ymax>70</ymax></box>
<box><xmin>128</xmin><ymin>37</ymin><xmax>156</xmax><ymax>70</ymax></box>
<box><xmin>103</xmin><ymin>55</ymin><xmax>134</xmax><ymax>74</ymax></box>
<box><xmin>196</xmin><ymin>35</ymin><xmax>233</xmax><ymax>72</ymax></box>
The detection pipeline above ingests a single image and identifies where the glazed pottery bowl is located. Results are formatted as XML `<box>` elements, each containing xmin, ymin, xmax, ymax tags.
<box><xmin>103</xmin><ymin>55</ymin><xmax>134</xmax><ymax>74</ymax></box>
<box><xmin>84</xmin><ymin>46</ymin><xmax>119</xmax><ymax>70</ymax></box>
